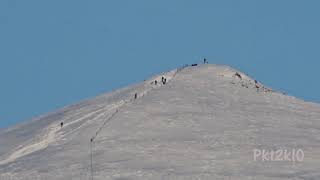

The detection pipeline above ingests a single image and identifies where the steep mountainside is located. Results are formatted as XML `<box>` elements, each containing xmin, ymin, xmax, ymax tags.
<box><xmin>1</xmin><ymin>64</ymin><xmax>320</xmax><ymax>180</ymax></box>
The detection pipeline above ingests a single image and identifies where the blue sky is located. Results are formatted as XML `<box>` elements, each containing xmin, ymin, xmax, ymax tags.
<box><xmin>1</xmin><ymin>0</ymin><xmax>320</xmax><ymax>128</ymax></box>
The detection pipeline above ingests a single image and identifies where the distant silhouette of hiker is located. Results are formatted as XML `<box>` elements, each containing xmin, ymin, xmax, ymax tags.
<box><xmin>161</xmin><ymin>77</ymin><xmax>167</xmax><ymax>85</ymax></box>
<box><xmin>234</xmin><ymin>72</ymin><xmax>242</xmax><ymax>80</ymax></box>
<box><xmin>134</xmin><ymin>93</ymin><xmax>137</xmax><ymax>99</ymax></box>
<box><xmin>203</xmin><ymin>58</ymin><xmax>207</xmax><ymax>64</ymax></box>
<box><xmin>60</xmin><ymin>122</ymin><xmax>64</xmax><ymax>128</ymax></box>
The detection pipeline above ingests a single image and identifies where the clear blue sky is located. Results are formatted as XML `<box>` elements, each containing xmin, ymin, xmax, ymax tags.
<box><xmin>1</xmin><ymin>0</ymin><xmax>320</xmax><ymax>128</ymax></box>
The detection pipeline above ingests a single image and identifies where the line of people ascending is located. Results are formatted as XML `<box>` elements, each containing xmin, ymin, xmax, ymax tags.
<box><xmin>136</xmin><ymin>76</ymin><xmax>168</xmax><ymax>100</ymax></box>
<box><xmin>64</xmin><ymin>59</ymin><xmax>208</xmax><ymax>131</ymax></box>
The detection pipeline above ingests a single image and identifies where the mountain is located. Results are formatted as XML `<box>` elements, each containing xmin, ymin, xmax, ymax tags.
<box><xmin>0</xmin><ymin>64</ymin><xmax>320</xmax><ymax>180</ymax></box>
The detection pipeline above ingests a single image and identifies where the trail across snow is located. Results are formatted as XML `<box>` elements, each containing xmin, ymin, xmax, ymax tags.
<box><xmin>1</xmin><ymin>64</ymin><xmax>320</xmax><ymax>180</ymax></box>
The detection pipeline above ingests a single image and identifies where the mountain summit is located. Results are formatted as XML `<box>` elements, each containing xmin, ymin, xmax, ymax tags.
<box><xmin>1</xmin><ymin>64</ymin><xmax>320</xmax><ymax>180</ymax></box>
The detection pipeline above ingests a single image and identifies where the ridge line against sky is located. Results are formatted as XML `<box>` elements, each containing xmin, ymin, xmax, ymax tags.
<box><xmin>1</xmin><ymin>0</ymin><xmax>320</xmax><ymax>128</ymax></box>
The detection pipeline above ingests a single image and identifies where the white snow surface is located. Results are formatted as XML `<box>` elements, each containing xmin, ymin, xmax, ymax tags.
<box><xmin>0</xmin><ymin>64</ymin><xmax>320</xmax><ymax>180</ymax></box>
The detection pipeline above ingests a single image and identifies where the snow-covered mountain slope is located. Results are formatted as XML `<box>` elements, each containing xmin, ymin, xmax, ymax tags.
<box><xmin>0</xmin><ymin>64</ymin><xmax>320</xmax><ymax>180</ymax></box>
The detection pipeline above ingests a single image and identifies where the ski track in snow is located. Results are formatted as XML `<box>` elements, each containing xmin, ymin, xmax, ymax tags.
<box><xmin>0</xmin><ymin>124</ymin><xmax>60</xmax><ymax>166</ymax></box>
<box><xmin>0</xmin><ymin>105</ymin><xmax>117</xmax><ymax>166</ymax></box>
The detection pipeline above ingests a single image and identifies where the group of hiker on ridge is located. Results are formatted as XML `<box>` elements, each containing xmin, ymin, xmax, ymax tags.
<box><xmin>152</xmin><ymin>76</ymin><xmax>167</xmax><ymax>86</ymax></box>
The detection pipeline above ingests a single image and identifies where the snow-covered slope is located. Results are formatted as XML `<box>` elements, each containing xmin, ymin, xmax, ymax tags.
<box><xmin>0</xmin><ymin>64</ymin><xmax>320</xmax><ymax>180</ymax></box>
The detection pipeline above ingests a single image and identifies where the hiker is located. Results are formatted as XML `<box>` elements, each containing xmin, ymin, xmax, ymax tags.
<box><xmin>134</xmin><ymin>93</ymin><xmax>137</xmax><ymax>99</ymax></box>
<box><xmin>162</xmin><ymin>77</ymin><xmax>167</xmax><ymax>85</ymax></box>
<box><xmin>203</xmin><ymin>58</ymin><xmax>207</xmax><ymax>64</ymax></box>
<box><xmin>60</xmin><ymin>122</ymin><xmax>64</xmax><ymax>128</ymax></box>
<box><xmin>234</xmin><ymin>72</ymin><xmax>242</xmax><ymax>80</ymax></box>
<box><xmin>162</xmin><ymin>79</ymin><xmax>166</xmax><ymax>85</ymax></box>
